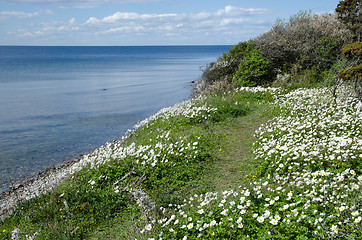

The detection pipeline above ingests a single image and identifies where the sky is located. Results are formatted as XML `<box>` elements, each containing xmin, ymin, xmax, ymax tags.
<box><xmin>0</xmin><ymin>0</ymin><xmax>341</xmax><ymax>46</ymax></box>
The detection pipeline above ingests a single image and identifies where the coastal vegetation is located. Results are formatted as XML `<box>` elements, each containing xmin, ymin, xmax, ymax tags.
<box><xmin>1</xmin><ymin>0</ymin><xmax>361</xmax><ymax>239</ymax></box>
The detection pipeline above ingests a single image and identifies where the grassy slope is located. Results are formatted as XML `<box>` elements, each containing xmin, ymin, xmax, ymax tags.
<box><xmin>90</xmin><ymin>113</ymin><xmax>273</xmax><ymax>239</ymax></box>
<box><xmin>139</xmin><ymin>87</ymin><xmax>361</xmax><ymax>240</ymax></box>
<box><xmin>91</xmin><ymin>91</ymin><xmax>272</xmax><ymax>239</ymax></box>
<box><xmin>1</xmin><ymin>87</ymin><xmax>360</xmax><ymax>240</ymax></box>
<box><xmin>90</xmin><ymin>92</ymin><xmax>275</xmax><ymax>239</ymax></box>
<box><xmin>0</xmin><ymin>89</ymin><xmax>274</xmax><ymax>239</ymax></box>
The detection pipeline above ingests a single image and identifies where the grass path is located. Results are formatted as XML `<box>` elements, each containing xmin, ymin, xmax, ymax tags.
<box><xmin>203</xmin><ymin>104</ymin><xmax>272</xmax><ymax>192</ymax></box>
<box><xmin>0</xmin><ymin>90</ymin><xmax>277</xmax><ymax>240</ymax></box>
<box><xmin>133</xmin><ymin>88</ymin><xmax>361</xmax><ymax>240</ymax></box>
<box><xmin>91</xmin><ymin>103</ymin><xmax>274</xmax><ymax>239</ymax></box>
<box><xmin>5</xmin><ymin>88</ymin><xmax>359</xmax><ymax>239</ymax></box>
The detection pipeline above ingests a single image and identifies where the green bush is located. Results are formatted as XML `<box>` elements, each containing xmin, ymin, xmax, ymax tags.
<box><xmin>253</xmin><ymin>12</ymin><xmax>353</xmax><ymax>76</ymax></box>
<box><xmin>195</xmin><ymin>42</ymin><xmax>255</xmax><ymax>93</ymax></box>
<box><xmin>233</xmin><ymin>49</ymin><xmax>272</xmax><ymax>87</ymax></box>
<box><xmin>337</xmin><ymin>42</ymin><xmax>362</xmax><ymax>99</ymax></box>
<box><xmin>336</xmin><ymin>0</ymin><xmax>362</xmax><ymax>41</ymax></box>
<box><xmin>317</xmin><ymin>36</ymin><xmax>341</xmax><ymax>70</ymax></box>
<box><xmin>219</xmin><ymin>41</ymin><xmax>255</xmax><ymax>63</ymax></box>
<box><xmin>196</xmin><ymin>10</ymin><xmax>353</xmax><ymax>94</ymax></box>
<box><xmin>275</xmin><ymin>67</ymin><xmax>324</xmax><ymax>90</ymax></box>
<box><xmin>339</xmin><ymin>63</ymin><xmax>362</xmax><ymax>81</ymax></box>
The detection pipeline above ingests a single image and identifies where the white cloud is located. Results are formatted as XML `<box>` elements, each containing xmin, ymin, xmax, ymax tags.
<box><xmin>69</xmin><ymin>18</ymin><xmax>76</xmax><ymax>24</ymax></box>
<box><xmin>7</xmin><ymin>5</ymin><xmax>274</xmax><ymax>45</ymax></box>
<box><xmin>86</xmin><ymin>17</ymin><xmax>99</xmax><ymax>24</ymax></box>
<box><xmin>218</xmin><ymin>5</ymin><xmax>270</xmax><ymax>17</ymax></box>
<box><xmin>103</xmin><ymin>12</ymin><xmax>140</xmax><ymax>21</ymax></box>
<box><xmin>85</xmin><ymin>5</ymin><xmax>269</xmax><ymax>27</ymax></box>
<box><xmin>103</xmin><ymin>25</ymin><xmax>145</xmax><ymax>34</ymax></box>
<box><xmin>98</xmin><ymin>11</ymin><xmax>179</xmax><ymax>22</ymax></box>
<box><xmin>0</xmin><ymin>9</ymin><xmax>53</xmax><ymax>19</ymax></box>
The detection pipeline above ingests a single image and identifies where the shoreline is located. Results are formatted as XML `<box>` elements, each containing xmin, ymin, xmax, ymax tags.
<box><xmin>0</xmin><ymin>95</ymin><xmax>184</xmax><ymax>220</ymax></box>
<box><xmin>0</xmin><ymin>148</ymin><xmax>89</xmax><ymax>220</ymax></box>
<box><xmin>0</xmin><ymin>45</ymin><xmax>228</xmax><ymax>200</ymax></box>
<box><xmin>0</xmin><ymin>132</ymin><xmax>133</xmax><ymax>221</ymax></box>
<box><xmin>2</xmin><ymin>85</ymin><xmax>361</xmax><ymax>238</ymax></box>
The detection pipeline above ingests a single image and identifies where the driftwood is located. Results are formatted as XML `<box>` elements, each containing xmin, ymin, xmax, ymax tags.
<box><xmin>70</xmin><ymin>226</ymin><xmax>80</xmax><ymax>235</ymax></box>
<box><xmin>112</xmin><ymin>167</ymin><xmax>137</xmax><ymax>187</ymax></box>
<box><xmin>112</xmin><ymin>170</ymin><xmax>156</xmax><ymax>219</ymax></box>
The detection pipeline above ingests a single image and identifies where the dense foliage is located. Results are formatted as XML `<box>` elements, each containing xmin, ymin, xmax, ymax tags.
<box><xmin>196</xmin><ymin>42</ymin><xmax>255</xmax><ymax>92</ymax></box>
<box><xmin>233</xmin><ymin>48</ymin><xmax>272</xmax><ymax>87</ymax></box>
<box><xmin>336</xmin><ymin>0</ymin><xmax>362</xmax><ymax>99</ymax></box>
<box><xmin>335</xmin><ymin>0</ymin><xmax>361</xmax><ymax>41</ymax></box>
<box><xmin>197</xmin><ymin>9</ymin><xmax>355</xmax><ymax>92</ymax></box>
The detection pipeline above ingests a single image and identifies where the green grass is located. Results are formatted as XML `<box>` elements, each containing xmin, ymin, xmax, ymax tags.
<box><xmin>89</xmin><ymin>91</ymin><xmax>277</xmax><ymax>239</ymax></box>
<box><xmin>138</xmin><ymin>87</ymin><xmax>361</xmax><ymax>240</ymax></box>
<box><xmin>7</xmin><ymin>86</ymin><xmax>359</xmax><ymax>240</ymax></box>
<box><xmin>0</xmin><ymin>88</ymin><xmax>276</xmax><ymax>239</ymax></box>
<box><xmin>202</xmin><ymin>104</ymin><xmax>272</xmax><ymax>192</ymax></box>
<box><xmin>0</xmin><ymin>87</ymin><xmax>276</xmax><ymax>239</ymax></box>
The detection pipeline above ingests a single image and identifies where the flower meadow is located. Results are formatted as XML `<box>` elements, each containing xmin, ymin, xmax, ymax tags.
<box><xmin>134</xmin><ymin>95</ymin><xmax>217</xmax><ymax>130</ymax></box>
<box><xmin>0</xmin><ymin>86</ymin><xmax>255</xmax><ymax>239</ymax></box>
<box><xmin>139</xmin><ymin>87</ymin><xmax>361</xmax><ymax>240</ymax></box>
<box><xmin>0</xmin><ymin>86</ymin><xmax>360</xmax><ymax>239</ymax></box>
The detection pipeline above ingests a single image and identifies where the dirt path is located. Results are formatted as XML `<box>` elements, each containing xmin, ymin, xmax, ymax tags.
<box><xmin>203</xmin><ymin>105</ymin><xmax>271</xmax><ymax>191</ymax></box>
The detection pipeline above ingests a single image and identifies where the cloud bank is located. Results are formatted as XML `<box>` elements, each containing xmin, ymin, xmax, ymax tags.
<box><xmin>6</xmin><ymin>5</ymin><xmax>274</xmax><ymax>45</ymax></box>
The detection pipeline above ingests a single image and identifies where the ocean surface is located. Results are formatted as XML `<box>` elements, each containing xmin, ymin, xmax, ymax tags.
<box><xmin>0</xmin><ymin>45</ymin><xmax>231</xmax><ymax>193</ymax></box>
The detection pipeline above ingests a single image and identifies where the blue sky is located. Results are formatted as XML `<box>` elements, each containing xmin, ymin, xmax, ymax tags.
<box><xmin>0</xmin><ymin>0</ymin><xmax>341</xmax><ymax>46</ymax></box>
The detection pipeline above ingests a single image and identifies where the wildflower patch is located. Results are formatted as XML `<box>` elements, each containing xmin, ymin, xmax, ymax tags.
<box><xmin>141</xmin><ymin>87</ymin><xmax>361</xmax><ymax>239</ymax></box>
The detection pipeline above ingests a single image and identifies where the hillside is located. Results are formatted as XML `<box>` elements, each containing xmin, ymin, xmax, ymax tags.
<box><xmin>1</xmin><ymin>1</ymin><xmax>361</xmax><ymax>239</ymax></box>
<box><xmin>1</xmin><ymin>85</ymin><xmax>361</xmax><ymax>239</ymax></box>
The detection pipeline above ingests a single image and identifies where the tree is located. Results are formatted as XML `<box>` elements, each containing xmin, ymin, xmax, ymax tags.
<box><xmin>197</xmin><ymin>42</ymin><xmax>256</xmax><ymax>92</ymax></box>
<box><xmin>335</xmin><ymin>0</ymin><xmax>362</xmax><ymax>41</ymax></box>
<box><xmin>253</xmin><ymin>12</ymin><xmax>352</xmax><ymax>74</ymax></box>
<box><xmin>335</xmin><ymin>1</ymin><xmax>361</xmax><ymax>99</ymax></box>
<box><xmin>338</xmin><ymin>42</ymin><xmax>362</xmax><ymax>98</ymax></box>
<box><xmin>233</xmin><ymin>49</ymin><xmax>271</xmax><ymax>87</ymax></box>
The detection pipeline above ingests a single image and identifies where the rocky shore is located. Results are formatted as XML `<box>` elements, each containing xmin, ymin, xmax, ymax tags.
<box><xmin>0</xmin><ymin>118</ymin><xmax>145</xmax><ymax>221</ymax></box>
<box><xmin>0</xmin><ymin>158</ymin><xmax>81</xmax><ymax>220</ymax></box>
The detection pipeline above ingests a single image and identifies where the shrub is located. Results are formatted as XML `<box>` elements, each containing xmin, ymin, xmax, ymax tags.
<box><xmin>233</xmin><ymin>48</ymin><xmax>272</xmax><ymax>87</ymax></box>
<box><xmin>252</xmin><ymin>12</ymin><xmax>353</xmax><ymax>74</ymax></box>
<box><xmin>340</xmin><ymin>41</ymin><xmax>362</xmax><ymax>58</ymax></box>
<box><xmin>274</xmin><ymin>68</ymin><xmax>324</xmax><ymax>90</ymax></box>
<box><xmin>339</xmin><ymin>63</ymin><xmax>362</xmax><ymax>81</ymax></box>
<box><xmin>338</xmin><ymin>42</ymin><xmax>362</xmax><ymax>99</ymax></box>
<box><xmin>196</xmin><ymin>11</ymin><xmax>353</xmax><ymax>94</ymax></box>
<box><xmin>317</xmin><ymin>36</ymin><xmax>342</xmax><ymax>71</ymax></box>
<box><xmin>195</xmin><ymin>42</ymin><xmax>255</xmax><ymax>94</ymax></box>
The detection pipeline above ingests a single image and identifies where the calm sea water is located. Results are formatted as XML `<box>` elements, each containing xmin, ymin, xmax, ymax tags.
<box><xmin>0</xmin><ymin>45</ymin><xmax>230</xmax><ymax>193</ymax></box>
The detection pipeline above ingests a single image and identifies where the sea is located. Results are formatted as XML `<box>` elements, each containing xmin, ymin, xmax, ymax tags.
<box><xmin>0</xmin><ymin>45</ymin><xmax>231</xmax><ymax>193</ymax></box>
